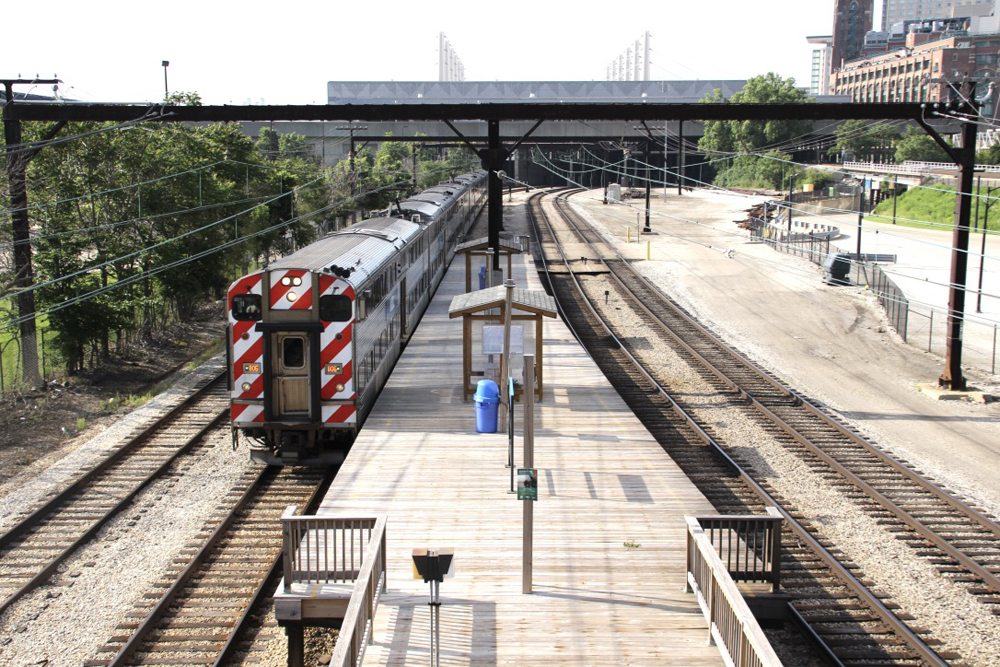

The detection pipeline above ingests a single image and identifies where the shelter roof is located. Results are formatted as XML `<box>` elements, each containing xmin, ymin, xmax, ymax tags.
<box><xmin>456</xmin><ymin>237</ymin><xmax>523</xmax><ymax>254</ymax></box>
<box><xmin>448</xmin><ymin>285</ymin><xmax>557</xmax><ymax>319</ymax></box>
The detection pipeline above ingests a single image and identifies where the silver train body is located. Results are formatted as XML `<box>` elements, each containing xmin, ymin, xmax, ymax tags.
<box><xmin>227</xmin><ymin>171</ymin><xmax>487</xmax><ymax>464</ymax></box>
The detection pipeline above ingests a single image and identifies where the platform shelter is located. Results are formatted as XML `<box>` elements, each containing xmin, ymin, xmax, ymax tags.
<box><xmin>456</xmin><ymin>236</ymin><xmax>523</xmax><ymax>293</ymax></box>
<box><xmin>448</xmin><ymin>284</ymin><xmax>556</xmax><ymax>401</ymax></box>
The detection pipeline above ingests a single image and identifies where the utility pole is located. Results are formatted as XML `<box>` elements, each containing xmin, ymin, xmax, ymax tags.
<box><xmin>335</xmin><ymin>122</ymin><xmax>367</xmax><ymax>226</ymax></box>
<box><xmin>940</xmin><ymin>111</ymin><xmax>978</xmax><ymax>390</ymax></box>
<box><xmin>857</xmin><ymin>184</ymin><xmax>865</xmax><ymax>258</ymax></box>
<box><xmin>2</xmin><ymin>79</ymin><xmax>65</xmax><ymax>389</ymax></box>
<box><xmin>677</xmin><ymin>120</ymin><xmax>685</xmax><ymax>196</ymax></box>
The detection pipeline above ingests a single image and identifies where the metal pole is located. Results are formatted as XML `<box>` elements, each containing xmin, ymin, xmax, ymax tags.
<box><xmin>857</xmin><ymin>185</ymin><xmax>865</xmax><ymax>259</ymax></box>
<box><xmin>663</xmin><ymin>123</ymin><xmax>668</xmax><ymax>201</ymax></box>
<box><xmin>978</xmin><ymin>187</ymin><xmax>994</xmax><ymax>313</ymax></box>
<box><xmin>501</xmin><ymin>279</ymin><xmax>514</xmax><ymax>433</ymax></box>
<box><xmin>644</xmin><ymin>180</ymin><xmax>651</xmax><ymax>232</ymax></box>
<box><xmin>940</xmin><ymin>118</ymin><xmax>977</xmax><ymax>390</ymax></box>
<box><xmin>677</xmin><ymin>120</ymin><xmax>685</xmax><ymax>196</ymax></box>
<box><xmin>788</xmin><ymin>174</ymin><xmax>795</xmax><ymax>231</ymax></box>
<box><xmin>892</xmin><ymin>174</ymin><xmax>898</xmax><ymax>224</ymax></box>
<box><xmin>523</xmin><ymin>354</ymin><xmax>535</xmax><ymax>595</ymax></box>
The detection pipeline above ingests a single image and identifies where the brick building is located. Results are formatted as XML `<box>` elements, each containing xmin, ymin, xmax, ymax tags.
<box><xmin>831</xmin><ymin>31</ymin><xmax>1000</xmax><ymax>114</ymax></box>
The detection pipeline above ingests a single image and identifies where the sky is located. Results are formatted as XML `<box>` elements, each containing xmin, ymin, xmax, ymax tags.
<box><xmin>7</xmin><ymin>1</ymin><xmax>863</xmax><ymax>106</ymax></box>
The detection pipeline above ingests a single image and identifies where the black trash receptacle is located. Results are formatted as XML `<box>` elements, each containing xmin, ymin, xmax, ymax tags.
<box><xmin>823</xmin><ymin>253</ymin><xmax>852</xmax><ymax>285</ymax></box>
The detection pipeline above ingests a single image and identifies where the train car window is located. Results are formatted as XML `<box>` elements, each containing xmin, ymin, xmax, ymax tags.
<box><xmin>282</xmin><ymin>337</ymin><xmax>305</xmax><ymax>369</ymax></box>
<box><xmin>232</xmin><ymin>294</ymin><xmax>262</xmax><ymax>321</ymax></box>
<box><xmin>319</xmin><ymin>294</ymin><xmax>352</xmax><ymax>322</ymax></box>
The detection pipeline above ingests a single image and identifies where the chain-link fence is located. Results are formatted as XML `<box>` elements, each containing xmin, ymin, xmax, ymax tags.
<box><xmin>0</xmin><ymin>326</ymin><xmax>67</xmax><ymax>395</ymax></box>
<box><xmin>750</xmin><ymin>218</ymin><xmax>998</xmax><ymax>377</ymax></box>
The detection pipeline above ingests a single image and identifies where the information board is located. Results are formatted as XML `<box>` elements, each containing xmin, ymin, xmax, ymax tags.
<box><xmin>483</xmin><ymin>325</ymin><xmax>523</xmax><ymax>355</ymax></box>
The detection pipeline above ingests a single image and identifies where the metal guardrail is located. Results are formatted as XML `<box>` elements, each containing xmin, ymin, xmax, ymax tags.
<box><xmin>685</xmin><ymin>514</ymin><xmax>784</xmax><ymax>667</ymax></box>
<box><xmin>844</xmin><ymin>160</ymin><xmax>1000</xmax><ymax>174</ymax></box>
<box><xmin>279</xmin><ymin>510</ymin><xmax>387</xmax><ymax>667</ymax></box>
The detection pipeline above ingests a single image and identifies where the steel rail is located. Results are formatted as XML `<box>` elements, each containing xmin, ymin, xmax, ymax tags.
<box><xmin>560</xmin><ymin>189</ymin><xmax>1000</xmax><ymax>538</ymax></box>
<box><xmin>553</xmin><ymin>193</ymin><xmax>1000</xmax><ymax>593</ymax></box>
<box><xmin>529</xmin><ymin>190</ymin><xmax>949</xmax><ymax>666</ymax></box>
<box><xmin>0</xmin><ymin>372</ymin><xmax>227</xmax><ymax>616</ymax></box>
<box><xmin>211</xmin><ymin>472</ymin><xmax>333</xmax><ymax>665</ymax></box>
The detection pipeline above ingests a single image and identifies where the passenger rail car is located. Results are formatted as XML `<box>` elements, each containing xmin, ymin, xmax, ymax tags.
<box><xmin>228</xmin><ymin>170</ymin><xmax>487</xmax><ymax>464</ymax></box>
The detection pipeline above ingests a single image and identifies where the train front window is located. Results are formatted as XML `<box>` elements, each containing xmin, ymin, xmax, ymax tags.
<box><xmin>232</xmin><ymin>294</ymin><xmax>262</xmax><ymax>321</ymax></box>
<box><xmin>319</xmin><ymin>294</ymin><xmax>352</xmax><ymax>322</ymax></box>
<box><xmin>282</xmin><ymin>337</ymin><xmax>305</xmax><ymax>369</ymax></box>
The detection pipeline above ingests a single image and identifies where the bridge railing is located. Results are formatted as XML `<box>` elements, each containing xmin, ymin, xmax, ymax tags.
<box><xmin>685</xmin><ymin>514</ymin><xmax>784</xmax><ymax>667</ymax></box>
<box><xmin>844</xmin><ymin>160</ymin><xmax>1000</xmax><ymax>174</ymax></box>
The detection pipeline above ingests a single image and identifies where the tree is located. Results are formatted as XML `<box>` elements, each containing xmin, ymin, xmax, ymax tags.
<box><xmin>830</xmin><ymin>119</ymin><xmax>900</xmax><ymax>162</ymax></box>
<box><xmin>698</xmin><ymin>73</ymin><xmax>814</xmax><ymax>189</ymax></box>
<box><xmin>894</xmin><ymin>127</ymin><xmax>950</xmax><ymax>163</ymax></box>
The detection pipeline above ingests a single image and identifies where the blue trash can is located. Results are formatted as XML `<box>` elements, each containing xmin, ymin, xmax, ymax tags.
<box><xmin>478</xmin><ymin>265</ymin><xmax>487</xmax><ymax>290</ymax></box>
<box><xmin>474</xmin><ymin>379</ymin><xmax>499</xmax><ymax>433</ymax></box>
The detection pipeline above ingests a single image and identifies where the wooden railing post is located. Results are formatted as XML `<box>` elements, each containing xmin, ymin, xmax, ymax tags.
<box><xmin>281</xmin><ymin>505</ymin><xmax>297</xmax><ymax>593</ymax></box>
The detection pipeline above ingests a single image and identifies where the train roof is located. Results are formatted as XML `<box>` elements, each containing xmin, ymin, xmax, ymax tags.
<box><xmin>267</xmin><ymin>216</ymin><xmax>421</xmax><ymax>286</ymax></box>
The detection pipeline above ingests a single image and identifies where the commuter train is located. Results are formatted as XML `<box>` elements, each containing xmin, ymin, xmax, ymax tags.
<box><xmin>227</xmin><ymin>170</ymin><xmax>487</xmax><ymax>464</ymax></box>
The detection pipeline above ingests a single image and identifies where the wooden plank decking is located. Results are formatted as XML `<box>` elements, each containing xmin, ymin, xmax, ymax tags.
<box><xmin>317</xmin><ymin>251</ymin><xmax>724</xmax><ymax>665</ymax></box>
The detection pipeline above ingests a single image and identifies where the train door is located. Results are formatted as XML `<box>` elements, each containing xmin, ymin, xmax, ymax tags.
<box><xmin>273</xmin><ymin>332</ymin><xmax>310</xmax><ymax>418</ymax></box>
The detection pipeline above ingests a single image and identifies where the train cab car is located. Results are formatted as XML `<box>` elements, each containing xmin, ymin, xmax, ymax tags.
<box><xmin>227</xmin><ymin>170</ymin><xmax>487</xmax><ymax>465</ymax></box>
<box><xmin>228</xmin><ymin>217</ymin><xmax>422</xmax><ymax>465</ymax></box>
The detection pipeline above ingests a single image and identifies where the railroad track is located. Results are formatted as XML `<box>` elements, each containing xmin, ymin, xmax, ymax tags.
<box><xmin>86</xmin><ymin>465</ymin><xmax>331</xmax><ymax>666</ymax></box>
<box><xmin>529</xmin><ymin>189</ymin><xmax>968</xmax><ymax>665</ymax></box>
<box><xmin>0</xmin><ymin>372</ymin><xmax>229</xmax><ymax>617</ymax></box>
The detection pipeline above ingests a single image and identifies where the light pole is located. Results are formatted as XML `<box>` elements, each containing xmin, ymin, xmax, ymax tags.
<box><xmin>978</xmin><ymin>185</ymin><xmax>998</xmax><ymax>313</ymax></box>
<box><xmin>162</xmin><ymin>61</ymin><xmax>169</xmax><ymax>98</ymax></box>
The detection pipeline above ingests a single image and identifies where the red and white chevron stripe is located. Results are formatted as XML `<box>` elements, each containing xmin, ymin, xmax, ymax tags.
<box><xmin>269</xmin><ymin>269</ymin><xmax>312</xmax><ymax>310</ymax></box>
<box><xmin>321</xmin><ymin>404</ymin><xmax>357</xmax><ymax>425</ymax></box>
<box><xmin>231</xmin><ymin>402</ymin><xmax>264</xmax><ymax>425</ymax></box>
<box><xmin>229</xmin><ymin>275</ymin><xmax>264</xmax><ymax>403</ymax></box>
<box><xmin>319</xmin><ymin>275</ymin><xmax>356</xmax><ymax>423</ymax></box>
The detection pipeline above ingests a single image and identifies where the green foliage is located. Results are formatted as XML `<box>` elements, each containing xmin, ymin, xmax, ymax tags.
<box><xmin>830</xmin><ymin>119</ymin><xmax>900</xmax><ymax>162</ymax></box>
<box><xmin>4</xmin><ymin>111</ymin><xmax>470</xmax><ymax>381</ymax></box>
<box><xmin>75</xmin><ymin>417</ymin><xmax>87</xmax><ymax>431</ymax></box>
<box><xmin>712</xmin><ymin>151</ymin><xmax>793</xmax><ymax>190</ymax></box>
<box><xmin>801</xmin><ymin>168</ymin><xmax>834</xmax><ymax>190</ymax></box>
<box><xmin>894</xmin><ymin>127</ymin><xmax>950</xmax><ymax>163</ymax></box>
<box><xmin>698</xmin><ymin>74</ymin><xmax>812</xmax><ymax>188</ymax></box>
<box><xmin>869</xmin><ymin>183</ymin><xmax>1000</xmax><ymax>230</ymax></box>
<box><xmin>699</xmin><ymin>73</ymin><xmax>812</xmax><ymax>156</ymax></box>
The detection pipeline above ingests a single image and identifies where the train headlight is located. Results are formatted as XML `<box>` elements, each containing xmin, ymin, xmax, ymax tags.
<box><xmin>281</xmin><ymin>277</ymin><xmax>291</xmax><ymax>286</ymax></box>
<box><xmin>286</xmin><ymin>292</ymin><xmax>298</xmax><ymax>302</ymax></box>
<box><xmin>292</xmin><ymin>276</ymin><xmax>302</xmax><ymax>286</ymax></box>
<box><xmin>241</xmin><ymin>382</ymin><xmax>252</xmax><ymax>392</ymax></box>
<box><xmin>335</xmin><ymin>383</ymin><xmax>346</xmax><ymax>393</ymax></box>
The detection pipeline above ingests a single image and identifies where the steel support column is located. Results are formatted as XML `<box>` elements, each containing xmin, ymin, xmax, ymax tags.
<box><xmin>486</xmin><ymin>119</ymin><xmax>503</xmax><ymax>271</ymax></box>
<box><xmin>940</xmin><ymin>120</ymin><xmax>978</xmax><ymax>390</ymax></box>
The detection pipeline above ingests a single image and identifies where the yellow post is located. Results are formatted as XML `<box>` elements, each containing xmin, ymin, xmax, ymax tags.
<box><xmin>627</xmin><ymin>227</ymin><xmax>631</xmax><ymax>243</ymax></box>
<box><xmin>647</xmin><ymin>241</ymin><xmax>650</xmax><ymax>260</ymax></box>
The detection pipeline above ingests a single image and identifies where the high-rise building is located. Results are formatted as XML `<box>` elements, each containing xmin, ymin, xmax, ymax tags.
<box><xmin>881</xmin><ymin>0</ymin><xmax>995</xmax><ymax>30</ymax></box>
<box><xmin>832</xmin><ymin>0</ymin><xmax>875</xmax><ymax>71</ymax></box>
<box><xmin>808</xmin><ymin>35</ymin><xmax>834</xmax><ymax>95</ymax></box>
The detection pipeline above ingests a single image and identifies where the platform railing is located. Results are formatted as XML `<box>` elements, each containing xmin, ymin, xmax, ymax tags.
<box><xmin>282</xmin><ymin>510</ymin><xmax>381</xmax><ymax>587</ymax></box>
<box><xmin>685</xmin><ymin>514</ymin><xmax>783</xmax><ymax>667</ymax></box>
<box><xmin>328</xmin><ymin>515</ymin><xmax>387</xmax><ymax>667</ymax></box>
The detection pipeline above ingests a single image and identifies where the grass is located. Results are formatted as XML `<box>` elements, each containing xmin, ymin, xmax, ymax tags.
<box><xmin>75</xmin><ymin>417</ymin><xmax>87</xmax><ymax>432</ymax></box>
<box><xmin>868</xmin><ymin>184</ymin><xmax>1000</xmax><ymax>232</ymax></box>
<box><xmin>184</xmin><ymin>337</ymin><xmax>225</xmax><ymax>371</ymax></box>
<box><xmin>99</xmin><ymin>391</ymin><xmax>153</xmax><ymax>413</ymax></box>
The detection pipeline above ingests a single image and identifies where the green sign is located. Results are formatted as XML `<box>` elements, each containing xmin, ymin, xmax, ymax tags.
<box><xmin>517</xmin><ymin>468</ymin><xmax>537</xmax><ymax>501</ymax></box>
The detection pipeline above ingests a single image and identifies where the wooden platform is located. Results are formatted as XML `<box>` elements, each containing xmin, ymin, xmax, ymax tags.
<box><xmin>318</xmin><ymin>251</ymin><xmax>724</xmax><ymax>665</ymax></box>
